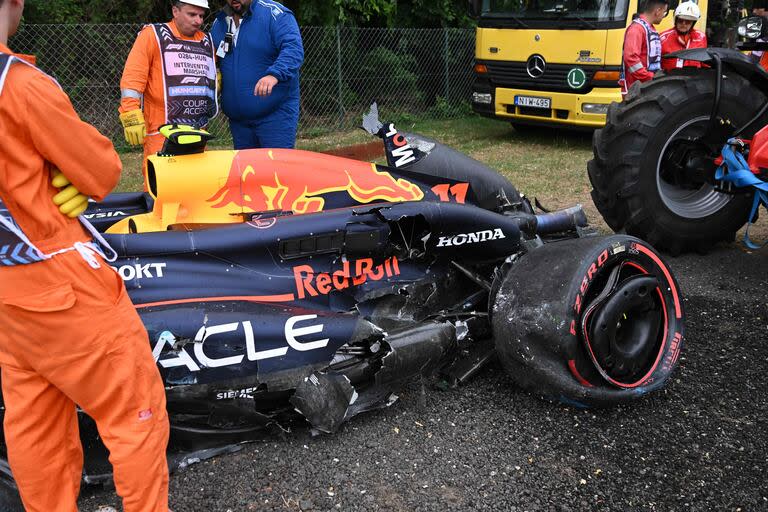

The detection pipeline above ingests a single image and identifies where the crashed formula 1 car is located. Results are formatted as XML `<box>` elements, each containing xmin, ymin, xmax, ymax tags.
<box><xmin>1</xmin><ymin>106</ymin><xmax>685</xmax><ymax>483</ymax></box>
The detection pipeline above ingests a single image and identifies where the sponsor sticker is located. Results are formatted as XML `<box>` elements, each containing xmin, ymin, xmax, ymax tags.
<box><xmin>436</xmin><ymin>228</ymin><xmax>505</xmax><ymax>248</ymax></box>
<box><xmin>112</xmin><ymin>262</ymin><xmax>167</xmax><ymax>280</ymax></box>
<box><xmin>293</xmin><ymin>256</ymin><xmax>401</xmax><ymax>299</ymax></box>
<box><xmin>152</xmin><ymin>315</ymin><xmax>329</xmax><ymax>372</ymax></box>
<box><xmin>83</xmin><ymin>210</ymin><xmax>127</xmax><ymax>219</ymax></box>
<box><xmin>216</xmin><ymin>387</ymin><xmax>260</xmax><ymax>400</ymax></box>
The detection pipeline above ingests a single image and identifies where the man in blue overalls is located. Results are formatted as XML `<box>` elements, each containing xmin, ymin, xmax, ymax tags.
<box><xmin>211</xmin><ymin>0</ymin><xmax>304</xmax><ymax>149</ymax></box>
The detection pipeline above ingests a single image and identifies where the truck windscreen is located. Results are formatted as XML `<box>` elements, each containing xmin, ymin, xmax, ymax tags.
<box><xmin>480</xmin><ymin>0</ymin><xmax>630</xmax><ymax>27</ymax></box>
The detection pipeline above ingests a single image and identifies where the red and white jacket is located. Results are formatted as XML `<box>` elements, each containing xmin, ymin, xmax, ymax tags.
<box><xmin>659</xmin><ymin>28</ymin><xmax>707</xmax><ymax>71</ymax></box>
<box><xmin>620</xmin><ymin>15</ymin><xmax>662</xmax><ymax>98</ymax></box>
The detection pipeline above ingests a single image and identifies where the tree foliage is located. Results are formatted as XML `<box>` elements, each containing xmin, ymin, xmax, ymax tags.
<box><xmin>297</xmin><ymin>0</ymin><xmax>473</xmax><ymax>27</ymax></box>
<box><xmin>24</xmin><ymin>0</ymin><xmax>157</xmax><ymax>23</ymax></box>
<box><xmin>21</xmin><ymin>0</ymin><xmax>473</xmax><ymax>27</ymax></box>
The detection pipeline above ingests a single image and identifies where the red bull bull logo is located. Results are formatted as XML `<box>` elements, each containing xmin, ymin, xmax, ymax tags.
<box><xmin>208</xmin><ymin>149</ymin><xmax>424</xmax><ymax>214</ymax></box>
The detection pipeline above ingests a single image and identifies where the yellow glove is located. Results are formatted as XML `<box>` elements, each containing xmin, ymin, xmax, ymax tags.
<box><xmin>119</xmin><ymin>110</ymin><xmax>146</xmax><ymax>146</ymax></box>
<box><xmin>51</xmin><ymin>170</ymin><xmax>90</xmax><ymax>218</ymax></box>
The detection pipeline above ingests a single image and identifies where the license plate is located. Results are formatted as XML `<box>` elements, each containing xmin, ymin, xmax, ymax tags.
<box><xmin>514</xmin><ymin>95</ymin><xmax>551</xmax><ymax>109</ymax></box>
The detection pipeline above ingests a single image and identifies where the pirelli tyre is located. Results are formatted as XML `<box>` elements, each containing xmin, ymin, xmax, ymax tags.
<box><xmin>588</xmin><ymin>70</ymin><xmax>764</xmax><ymax>254</ymax></box>
<box><xmin>492</xmin><ymin>235</ymin><xmax>684</xmax><ymax>407</ymax></box>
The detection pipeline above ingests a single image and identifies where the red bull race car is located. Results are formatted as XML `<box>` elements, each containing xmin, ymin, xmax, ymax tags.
<box><xmin>0</xmin><ymin>105</ymin><xmax>685</xmax><ymax>486</ymax></box>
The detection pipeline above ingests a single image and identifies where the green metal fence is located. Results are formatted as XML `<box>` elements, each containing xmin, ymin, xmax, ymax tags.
<box><xmin>9</xmin><ymin>24</ymin><xmax>475</xmax><ymax>148</ymax></box>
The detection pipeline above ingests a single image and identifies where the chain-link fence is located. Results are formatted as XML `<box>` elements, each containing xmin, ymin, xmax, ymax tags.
<box><xmin>9</xmin><ymin>24</ymin><xmax>475</xmax><ymax>148</ymax></box>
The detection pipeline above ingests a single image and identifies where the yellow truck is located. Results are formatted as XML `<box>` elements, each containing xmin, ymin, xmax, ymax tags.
<box><xmin>469</xmin><ymin>0</ymin><xmax>709</xmax><ymax>129</ymax></box>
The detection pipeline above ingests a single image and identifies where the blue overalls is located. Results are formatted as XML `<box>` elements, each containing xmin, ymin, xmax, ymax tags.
<box><xmin>211</xmin><ymin>1</ymin><xmax>304</xmax><ymax>149</ymax></box>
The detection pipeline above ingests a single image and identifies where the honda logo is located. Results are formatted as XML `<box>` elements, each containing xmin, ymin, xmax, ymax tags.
<box><xmin>526</xmin><ymin>54</ymin><xmax>546</xmax><ymax>78</ymax></box>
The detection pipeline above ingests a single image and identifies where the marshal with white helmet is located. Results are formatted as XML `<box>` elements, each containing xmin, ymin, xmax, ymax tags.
<box><xmin>179</xmin><ymin>0</ymin><xmax>210</xmax><ymax>8</ymax></box>
<box><xmin>658</xmin><ymin>1</ymin><xmax>708</xmax><ymax>71</ymax></box>
<box><xmin>590</xmin><ymin>12</ymin><xmax>768</xmax><ymax>254</ymax></box>
<box><xmin>674</xmin><ymin>1</ymin><xmax>702</xmax><ymax>24</ymax></box>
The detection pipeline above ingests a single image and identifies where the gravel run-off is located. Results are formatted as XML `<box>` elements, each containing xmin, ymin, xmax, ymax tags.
<box><xmin>3</xmin><ymin>246</ymin><xmax>764</xmax><ymax>512</ymax></box>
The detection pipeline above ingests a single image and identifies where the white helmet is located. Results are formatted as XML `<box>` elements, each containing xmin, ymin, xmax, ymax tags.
<box><xmin>674</xmin><ymin>1</ymin><xmax>701</xmax><ymax>21</ymax></box>
<box><xmin>179</xmin><ymin>0</ymin><xmax>210</xmax><ymax>9</ymax></box>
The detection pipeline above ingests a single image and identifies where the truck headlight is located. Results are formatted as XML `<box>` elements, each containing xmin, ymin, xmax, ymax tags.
<box><xmin>581</xmin><ymin>103</ymin><xmax>610</xmax><ymax>115</ymax></box>
<box><xmin>472</xmin><ymin>92</ymin><xmax>492</xmax><ymax>104</ymax></box>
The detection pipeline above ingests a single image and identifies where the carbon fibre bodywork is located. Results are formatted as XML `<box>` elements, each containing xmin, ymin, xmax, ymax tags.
<box><xmin>0</xmin><ymin>110</ymin><xmax>685</xmax><ymax>489</ymax></box>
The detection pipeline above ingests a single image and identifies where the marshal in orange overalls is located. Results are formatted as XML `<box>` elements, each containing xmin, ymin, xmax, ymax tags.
<box><xmin>119</xmin><ymin>20</ymin><xmax>215</xmax><ymax>164</ymax></box>
<box><xmin>0</xmin><ymin>42</ymin><xmax>169</xmax><ymax>512</ymax></box>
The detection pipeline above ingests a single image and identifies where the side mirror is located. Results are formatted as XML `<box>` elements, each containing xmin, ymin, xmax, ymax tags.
<box><xmin>738</xmin><ymin>16</ymin><xmax>764</xmax><ymax>40</ymax></box>
<box><xmin>469</xmin><ymin>0</ymin><xmax>482</xmax><ymax>18</ymax></box>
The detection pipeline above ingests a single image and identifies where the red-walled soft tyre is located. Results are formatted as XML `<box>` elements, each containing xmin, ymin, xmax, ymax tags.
<box><xmin>492</xmin><ymin>234</ymin><xmax>684</xmax><ymax>407</ymax></box>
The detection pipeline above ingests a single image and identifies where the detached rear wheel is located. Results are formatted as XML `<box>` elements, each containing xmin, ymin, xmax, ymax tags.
<box><xmin>492</xmin><ymin>235</ymin><xmax>684</xmax><ymax>407</ymax></box>
<box><xmin>588</xmin><ymin>70</ymin><xmax>764</xmax><ymax>253</ymax></box>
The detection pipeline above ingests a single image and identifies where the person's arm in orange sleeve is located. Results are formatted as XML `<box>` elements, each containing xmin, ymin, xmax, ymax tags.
<box><xmin>119</xmin><ymin>26</ymin><xmax>154</xmax><ymax>114</ymax></box>
<box><xmin>25</xmin><ymin>74</ymin><xmax>121</xmax><ymax>202</ymax></box>
<box><xmin>623</xmin><ymin>24</ymin><xmax>655</xmax><ymax>82</ymax></box>
<box><xmin>119</xmin><ymin>27</ymin><xmax>155</xmax><ymax>146</ymax></box>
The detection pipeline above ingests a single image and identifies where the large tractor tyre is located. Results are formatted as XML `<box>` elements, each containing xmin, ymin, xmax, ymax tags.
<box><xmin>588</xmin><ymin>70</ymin><xmax>766</xmax><ymax>254</ymax></box>
<box><xmin>492</xmin><ymin>235</ymin><xmax>684</xmax><ymax>407</ymax></box>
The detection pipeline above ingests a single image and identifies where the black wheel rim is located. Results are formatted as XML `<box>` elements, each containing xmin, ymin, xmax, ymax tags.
<box><xmin>580</xmin><ymin>261</ymin><xmax>668</xmax><ymax>388</ymax></box>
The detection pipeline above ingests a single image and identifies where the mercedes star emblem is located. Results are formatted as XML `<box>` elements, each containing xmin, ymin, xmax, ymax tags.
<box><xmin>526</xmin><ymin>54</ymin><xmax>546</xmax><ymax>78</ymax></box>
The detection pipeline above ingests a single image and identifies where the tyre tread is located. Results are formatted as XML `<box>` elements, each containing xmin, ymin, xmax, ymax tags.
<box><xmin>588</xmin><ymin>70</ymin><xmax>764</xmax><ymax>252</ymax></box>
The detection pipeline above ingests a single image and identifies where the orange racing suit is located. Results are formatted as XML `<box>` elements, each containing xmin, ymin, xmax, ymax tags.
<box><xmin>0</xmin><ymin>43</ymin><xmax>169</xmax><ymax>512</ymax></box>
<box><xmin>119</xmin><ymin>20</ymin><xmax>216</xmax><ymax>163</ymax></box>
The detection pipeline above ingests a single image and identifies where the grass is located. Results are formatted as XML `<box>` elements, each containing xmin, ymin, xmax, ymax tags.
<box><xmin>116</xmin><ymin>115</ymin><xmax>767</xmax><ymax>245</ymax></box>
